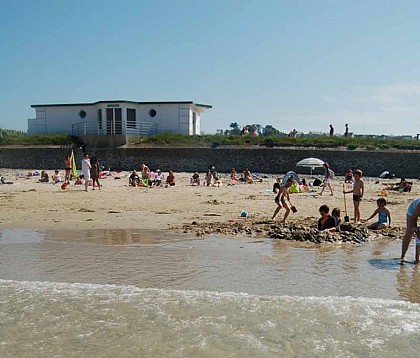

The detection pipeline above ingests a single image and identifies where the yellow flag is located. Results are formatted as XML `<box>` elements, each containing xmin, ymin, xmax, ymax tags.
<box><xmin>70</xmin><ymin>150</ymin><xmax>77</xmax><ymax>179</ymax></box>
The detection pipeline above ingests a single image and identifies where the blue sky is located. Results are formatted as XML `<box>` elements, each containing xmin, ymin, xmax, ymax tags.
<box><xmin>1</xmin><ymin>0</ymin><xmax>419</xmax><ymax>135</ymax></box>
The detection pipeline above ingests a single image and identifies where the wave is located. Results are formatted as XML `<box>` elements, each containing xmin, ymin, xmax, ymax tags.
<box><xmin>1</xmin><ymin>278</ymin><xmax>419</xmax><ymax>357</ymax></box>
<box><xmin>1</xmin><ymin>277</ymin><xmax>419</xmax><ymax>309</ymax></box>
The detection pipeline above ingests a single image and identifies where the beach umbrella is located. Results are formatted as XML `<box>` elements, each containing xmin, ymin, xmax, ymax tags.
<box><xmin>282</xmin><ymin>171</ymin><xmax>300</xmax><ymax>185</ymax></box>
<box><xmin>296</xmin><ymin>157</ymin><xmax>325</xmax><ymax>175</ymax></box>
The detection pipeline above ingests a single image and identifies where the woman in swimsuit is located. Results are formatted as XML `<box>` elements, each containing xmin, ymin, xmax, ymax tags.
<box><xmin>401</xmin><ymin>198</ymin><xmax>420</xmax><ymax>264</ymax></box>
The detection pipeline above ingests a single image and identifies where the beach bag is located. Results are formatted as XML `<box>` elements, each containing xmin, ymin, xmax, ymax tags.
<box><xmin>289</xmin><ymin>183</ymin><xmax>299</xmax><ymax>193</ymax></box>
<box><xmin>313</xmin><ymin>178</ymin><xmax>322</xmax><ymax>186</ymax></box>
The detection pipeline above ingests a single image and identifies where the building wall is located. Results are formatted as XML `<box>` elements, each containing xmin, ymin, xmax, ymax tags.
<box><xmin>1</xmin><ymin>147</ymin><xmax>419</xmax><ymax>178</ymax></box>
<box><xmin>137</xmin><ymin>103</ymin><xmax>191</xmax><ymax>134</ymax></box>
<box><xmin>28</xmin><ymin>103</ymin><xmax>199</xmax><ymax>135</ymax></box>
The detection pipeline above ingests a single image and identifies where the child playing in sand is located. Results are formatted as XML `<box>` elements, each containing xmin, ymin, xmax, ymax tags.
<box><xmin>272</xmin><ymin>178</ymin><xmax>294</xmax><ymax>222</ymax></box>
<box><xmin>331</xmin><ymin>208</ymin><xmax>343</xmax><ymax>232</ymax></box>
<box><xmin>317</xmin><ymin>205</ymin><xmax>336</xmax><ymax>231</ymax></box>
<box><xmin>343</xmin><ymin>169</ymin><xmax>364</xmax><ymax>224</ymax></box>
<box><xmin>363</xmin><ymin>198</ymin><xmax>391</xmax><ymax>230</ymax></box>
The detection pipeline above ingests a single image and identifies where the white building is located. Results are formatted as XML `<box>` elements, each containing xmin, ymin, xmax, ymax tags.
<box><xmin>28</xmin><ymin>100</ymin><xmax>212</xmax><ymax>136</ymax></box>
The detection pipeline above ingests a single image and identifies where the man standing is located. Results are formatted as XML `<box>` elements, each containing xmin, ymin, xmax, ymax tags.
<box><xmin>81</xmin><ymin>153</ymin><xmax>91</xmax><ymax>192</ymax></box>
<box><xmin>329</xmin><ymin>125</ymin><xmax>334</xmax><ymax>136</ymax></box>
<box><xmin>344</xmin><ymin>124</ymin><xmax>349</xmax><ymax>137</ymax></box>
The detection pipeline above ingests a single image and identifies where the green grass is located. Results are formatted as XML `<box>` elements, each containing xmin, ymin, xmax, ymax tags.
<box><xmin>1</xmin><ymin>129</ymin><xmax>419</xmax><ymax>150</ymax></box>
<box><xmin>135</xmin><ymin>133</ymin><xmax>420</xmax><ymax>150</ymax></box>
<box><xmin>0</xmin><ymin>129</ymin><xmax>74</xmax><ymax>146</ymax></box>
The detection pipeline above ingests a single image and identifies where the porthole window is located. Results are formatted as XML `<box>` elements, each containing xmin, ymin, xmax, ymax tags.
<box><xmin>149</xmin><ymin>109</ymin><xmax>157</xmax><ymax>117</ymax></box>
<box><xmin>79</xmin><ymin>110</ymin><xmax>87</xmax><ymax>119</ymax></box>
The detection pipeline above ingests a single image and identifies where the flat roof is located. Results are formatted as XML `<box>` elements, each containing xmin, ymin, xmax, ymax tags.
<box><xmin>31</xmin><ymin>100</ymin><xmax>212</xmax><ymax>109</ymax></box>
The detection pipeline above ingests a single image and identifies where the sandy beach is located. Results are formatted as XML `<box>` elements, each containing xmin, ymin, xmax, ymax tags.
<box><xmin>2</xmin><ymin>169</ymin><xmax>420</xmax><ymax>357</ymax></box>
<box><xmin>1</xmin><ymin>169</ymin><xmax>418</xmax><ymax>236</ymax></box>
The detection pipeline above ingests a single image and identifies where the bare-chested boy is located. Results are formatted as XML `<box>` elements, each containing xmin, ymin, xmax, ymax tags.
<box><xmin>343</xmin><ymin>169</ymin><xmax>364</xmax><ymax>224</ymax></box>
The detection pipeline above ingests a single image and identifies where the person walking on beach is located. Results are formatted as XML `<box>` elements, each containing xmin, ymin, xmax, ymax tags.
<box><xmin>343</xmin><ymin>169</ymin><xmax>364</xmax><ymax>224</ymax></box>
<box><xmin>329</xmin><ymin>124</ymin><xmax>334</xmax><ymax>136</ymax></box>
<box><xmin>319</xmin><ymin>162</ymin><xmax>334</xmax><ymax>196</ymax></box>
<box><xmin>344</xmin><ymin>124</ymin><xmax>349</xmax><ymax>137</ymax></box>
<box><xmin>81</xmin><ymin>153</ymin><xmax>91</xmax><ymax>192</ymax></box>
<box><xmin>401</xmin><ymin>198</ymin><xmax>420</xmax><ymax>264</ymax></box>
<box><xmin>90</xmin><ymin>155</ymin><xmax>101</xmax><ymax>190</ymax></box>
<box><xmin>272</xmin><ymin>177</ymin><xmax>294</xmax><ymax>222</ymax></box>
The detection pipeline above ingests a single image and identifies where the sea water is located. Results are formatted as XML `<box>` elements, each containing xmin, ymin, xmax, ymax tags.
<box><xmin>0</xmin><ymin>229</ymin><xmax>419</xmax><ymax>357</ymax></box>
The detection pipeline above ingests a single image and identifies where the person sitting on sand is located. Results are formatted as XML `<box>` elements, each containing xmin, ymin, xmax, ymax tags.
<box><xmin>317</xmin><ymin>204</ymin><xmax>336</xmax><ymax>231</ymax></box>
<box><xmin>205</xmin><ymin>165</ymin><xmax>214</xmax><ymax>186</ymax></box>
<box><xmin>299</xmin><ymin>178</ymin><xmax>310</xmax><ymax>193</ymax></box>
<box><xmin>140</xmin><ymin>163</ymin><xmax>150</xmax><ymax>180</ymax></box>
<box><xmin>331</xmin><ymin>208</ymin><xmax>343</xmax><ymax>232</ymax></box>
<box><xmin>394</xmin><ymin>178</ymin><xmax>412</xmax><ymax>193</ymax></box>
<box><xmin>74</xmin><ymin>174</ymin><xmax>84</xmax><ymax>185</ymax></box>
<box><xmin>166</xmin><ymin>171</ymin><xmax>176</xmax><ymax>186</ymax></box>
<box><xmin>272</xmin><ymin>177</ymin><xmax>294</xmax><ymax>222</ymax></box>
<box><xmin>230</xmin><ymin>168</ymin><xmax>240</xmax><ymax>182</ymax></box>
<box><xmin>129</xmin><ymin>170</ymin><xmax>140</xmax><ymax>187</ymax></box>
<box><xmin>190</xmin><ymin>172</ymin><xmax>200</xmax><ymax>186</ymax></box>
<box><xmin>153</xmin><ymin>170</ymin><xmax>164</xmax><ymax>186</ymax></box>
<box><xmin>52</xmin><ymin>170</ymin><xmax>61</xmax><ymax>184</ymax></box>
<box><xmin>242</xmin><ymin>168</ymin><xmax>254</xmax><ymax>184</ymax></box>
<box><xmin>363</xmin><ymin>198</ymin><xmax>391</xmax><ymax>230</ymax></box>
<box><xmin>39</xmin><ymin>170</ymin><xmax>49</xmax><ymax>183</ymax></box>
<box><xmin>213</xmin><ymin>175</ymin><xmax>223</xmax><ymax>187</ymax></box>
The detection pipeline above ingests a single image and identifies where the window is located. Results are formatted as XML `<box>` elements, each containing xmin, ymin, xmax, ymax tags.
<box><xmin>127</xmin><ymin>108</ymin><xmax>136</xmax><ymax>129</ymax></box>
<box><xmin>97</xmin><ymin>109</ymin><xmax>102</xmax><ymax>130</ymax></box>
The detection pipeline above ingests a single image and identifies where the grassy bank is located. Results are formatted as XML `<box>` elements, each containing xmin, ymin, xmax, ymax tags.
<box><xmin>1</xmin><ymin>129</ymin><xmax>419</xmax><ymax>150</ymax></box>
<box><xmin>134</xmin><ymin>132</ymin><xmax>420</xmax><ymax>150</ymax></box>
<box><xmin>0</xmin><ymin>129</ymin><xmax>74</xmax><ymax>146</ymax></box>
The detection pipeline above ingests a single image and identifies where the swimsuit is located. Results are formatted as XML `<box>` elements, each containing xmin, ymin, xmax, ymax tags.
<box><xmin>378</xmin><ymin>211</ymin><xmax>388</xmax><ymax>224</ymax></box>
<box><xmin>353</xmin><ymin>194</ymin><xmax>362</xmax><ymax>202</ymax></box>
<box><xmin>407</xmin><ymin>198</ymin><xmax>420</xmax><ymax>216</ymax></box>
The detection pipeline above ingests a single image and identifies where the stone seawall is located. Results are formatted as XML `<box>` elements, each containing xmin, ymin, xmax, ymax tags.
<box><xmin>0</xmin><ymin>146</ymin><xmax>419</xmax><ymax>178</ymax></box>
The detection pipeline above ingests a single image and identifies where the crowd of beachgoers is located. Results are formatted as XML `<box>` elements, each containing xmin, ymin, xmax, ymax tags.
<box><xmin>1</xmin><ymin>151</ymin><xmax>419</xmax><ymax>264</ymax></box>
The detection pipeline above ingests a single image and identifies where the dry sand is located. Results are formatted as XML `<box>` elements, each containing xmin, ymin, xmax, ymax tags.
<box><xmin>0</xmin><ymin>169</ymin><xmax>418</xmax><ymax>237</ymax></box>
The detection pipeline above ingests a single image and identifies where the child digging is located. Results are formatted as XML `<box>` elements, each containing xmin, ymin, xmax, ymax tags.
<box><xmin>343</xmin><ymin>169</ymin><xmax>364</xmax><ymax>224</ymax></box>
<box><xmin>272</xmin><ymin>178</ymin><xmax>294</xmax><ymax>223</ymax></box>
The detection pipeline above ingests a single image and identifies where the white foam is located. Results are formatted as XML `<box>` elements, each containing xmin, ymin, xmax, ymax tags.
<box><xmin>1</xmin><ymin>278</ymin><xmax>419</xmax><ymax>309</ymax></box>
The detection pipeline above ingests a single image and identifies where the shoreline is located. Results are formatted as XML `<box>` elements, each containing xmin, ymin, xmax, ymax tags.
<box><xmin>1</xmin><ymin>170</ymin><xmax>418</xmax><ymax>245</ymax></box>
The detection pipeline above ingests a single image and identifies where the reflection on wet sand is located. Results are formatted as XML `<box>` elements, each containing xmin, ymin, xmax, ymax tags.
<box><xmin>44</xmin><ymin>229</ymin><xmax>192</xmax><ymax>246</ymax></box>
<box><xmin>397</xmin><ymin>265</ymin><xmax>420</xmax><ymax>303</ymax></box>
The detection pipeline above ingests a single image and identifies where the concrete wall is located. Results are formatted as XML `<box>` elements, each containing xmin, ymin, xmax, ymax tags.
<box><xmin>1</xmin><ymin>146</ymin><xmax>419</xmax><ymax>178</ymax></box>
